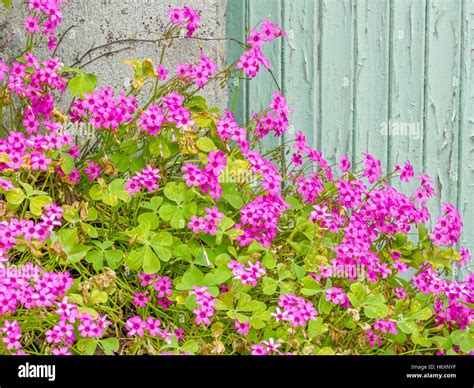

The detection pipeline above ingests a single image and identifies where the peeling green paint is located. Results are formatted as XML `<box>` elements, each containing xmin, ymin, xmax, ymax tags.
<box><xmin>227</xmin><ymin>0</ymin><xmax>474</xmax><ymax>272</ymax></box>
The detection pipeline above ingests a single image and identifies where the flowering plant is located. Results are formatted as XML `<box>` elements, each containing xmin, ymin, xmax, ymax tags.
<box><xmin>0</xmin><ymin>0</ymin><xmax>472</xmax><ymax>356</ymax></box>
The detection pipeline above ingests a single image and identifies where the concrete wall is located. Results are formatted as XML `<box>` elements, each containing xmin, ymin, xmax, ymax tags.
<box><xmin>0</xmin><ymin>0</ymin><xmax>228</xmax><ymax>109</ymax></box>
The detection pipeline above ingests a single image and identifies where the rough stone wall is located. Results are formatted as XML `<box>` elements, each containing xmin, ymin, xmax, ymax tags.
<box><xmin>0</xmin><ymin>0</ymin><xmax>228</xmax><ymax>109</ymax></box>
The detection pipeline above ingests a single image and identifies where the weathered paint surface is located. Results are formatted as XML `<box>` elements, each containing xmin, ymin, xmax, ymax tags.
<box><xmin>227</xmin><ymin>0</ymin><xmax>474</xmax><ymax>273</ymax></box>
<box><xmin>459</xmin><ymin>0</ymin><xmax>474</xmax><ymax>278</ymax></box>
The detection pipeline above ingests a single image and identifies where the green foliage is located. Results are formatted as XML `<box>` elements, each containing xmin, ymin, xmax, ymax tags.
<box><xmin>68</xmin><ymin>73</ymin><xmax>98</xmax><ymax>97</ymax></box>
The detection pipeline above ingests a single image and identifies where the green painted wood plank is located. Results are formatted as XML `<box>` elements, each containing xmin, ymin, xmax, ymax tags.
<box><xmin>282</xmin><ymin>0</ymin><xmax>319</xmax><ymax>152</ymax></box>
<box><xmin>388</xmin><ymin>0</ymin><xmax>426</xmax><ymax>196</ymax></box>
<box><xmin>423</xmin><ymin>0</ymin><xmax>462</xmax><ymax>221</ymax></box>
<box><xmin>458</xmin><ymin>0</ymin><xmax>474</xmax><ymax>276</ymax></box>
<box><xmin>226</xmin><ymin>0</ymin><xmax>248</xmax><ymax>125</ymax></box>
<box><xmin>225</xmin><ymin>0</ymin><xmax>473</xmax><ymax>262</ymax></box>
<box><xmin>353</xmin><ymin>0</ymin><xmax>391</xmax><ymax>169</ymax></box>
<box><xmin>319</xmin><ymin>0</ymin><xmax>354</xmax><ymax>165</ymax></box>
<box><xmin>247</xmin><ymin>0</ymin><xmax>284</xmax><ymax>154</ymax></box>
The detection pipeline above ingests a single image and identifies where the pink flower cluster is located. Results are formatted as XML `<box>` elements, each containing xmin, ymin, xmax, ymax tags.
<box><xmin>176</xmin><ymin>55</ymin><xmax>217</xmax><ymax>89</ymax></box>
<box><xmin>0</xmin><ymin>261</ymin><xmax>111</xmax><ymax>355</ymax></box>
<box><xmin>1</xmin><ymin>320</ymin><xmax>22</xmax><ymax>352</ymax></box>
<box><xmin>254</xmin><ymin>92</ymin><xmax>291</xmax><ymax>138</ymax></box>
<box><xmin>272</xmin><ymin>294</ymin><xmax>318</xmax><ymax>328</ymax></box>
<box><xmin>413</xmin><ymin>264</ymin><xmax>473</xmax><ymax>330</ymax></box>
<box><xmin>70</xmin><ymin>87</ymin><xmax>138</xmax><ymax>130</ymax></box>
<box><xmin>245</xmin><ymin>150</ymin><xmax>282</xmax><ymax>195</ymax></box>
<box><xmin>169</xmin><ymin>7</ymin><xmax>200</xmax><ymax>37</ymax></box>
<box><xmin>236</xmin><ymin>195</ymin><xmax>289</xmax><ymax>247</ymax></box>
<box><xmin>251</xmin><ymin>338</ymin><xmax>284</xmax><ymax>355</ymax></box>
<box><xmin>396</xmin><ymin>161</ymin><xmax>414</xmax><ymax>182</ymax></box>
<box><xmin>325</xmin><ymin>287</ymin><xmax>351</xmax><ymax>308</ymax></box>
<box><xmin>25</xmin><ymin>0</ymin><xmax>67</xmax><ymax>49</ymax></box>
<box><xmin>137</xmin><ymin>103</ymin><xmax>166</xmax><ymax>136</ymax></box>
<box><xmin>294</xmin><ymin>130</ymin><xmax>332</xmax><ymax>170</ymax></box>
<box><xmin>10</xmin><ymin>54</ymin><xmax>65</xmax><ymax>94</ymax></box>
<box><xmin>182</xmin><ymin>150</ymin><xmax>227</xmax><ymax>201</ymax></box>
<box><xmin>0</xmin><ymin>203</ymin><xmax>63</xmax><ymax>262</ymax></box>
<box><xmin>362</xmin><ymin>152</ymin><xmax>383</xmax><ymax>184</ymax></box>
<box><xmin>0</xmin><ymin>262</ymin><xmax>72</xmax><ymax>315</ymax></box>
<box><xmin>413</xmin><ymin>174</ymin><xmax>436</xmax><ymax>204</ymax></box>
<box><xmin>291</xmin><ymin>133</ymin><xmax>444</xmax><ymax>285</ymax></box>
<box><xmin>138</xmin><ymin>92</ymin><xmax>194</xmax><ymax>135</ymax></box>
<box><xmin>125</xmin><ymin>165</ymin><xmax>161</xmax><ymax>196</ymax></box>
<box><xmin>125</xmin><ymin>316</ymin><xmax>171</xmax><ymax>342</ymax></box>
<box><xmin>237</xmin><ymin>19</ymin><xmax>285</xmax><ymax>78</ymax></box>
<box><xmin>134</xmin><ymin>273</ymin><xmax>173</xmax><ymax>309</ymax></box>
<box><xmin>77</xmin><ymin>312</ymin><xmax>110</xmax><ymax>338</ymax></box>
<box><xmin>188</xmin><ymin>206</ymin><xmax>225</xmax><ymax>235</ymax></box>
<box><xmin>157</xmin><ymin>64</ymin><xmax>169</xmax><ymax>81</ymax></box>
<box><xmin>333</xmin><ymin>182</ymin><xmax>431</xmax><ymax>282</ymax></box>
<box><xmin>216</xmin><ymin>110</ymin><xmax>249</xmax><ymax>151</ymax></box>
<box><xmin>163</xmin><ymin>92</ymin><xmax>194</xmax><ymax>130</ymax></box>
<box><xmin>334</xmin><ymin>178</ymin><xmax>366</xmax><ymax>208</ymax></box>
<box><xmin>228</xmin><ymin>260</ymin><xmax>266</xmax><ymax>287</ymax></box>
<box><xmin>374</xmin><ymin>319</ymin><xmax>397</xmax><ymax>335</ymax></box>
<box><xmin>430</xmin><ymin>203</ymin><xmax>462</xmax><ymax>246</ymax></box>
<box><xmin>366</xmin><ymin>319</ymin><xmax>397</xmax><ymax>347</ymax></box>
<box><xmin>460</xmin><ymin>247</ymin><xmax>472</xmax><ymax>267</ymax></box>
<box><xmin>298</xmin><ymin>173</ymin><xmax>325</xmax><ymax>204</ymax></box>
<box><xmin>6</xmin><ymin>54</ymin><xmax>67</xmax><ymax>138</ymax></box>
<box><xmin>190</xmin><ymin>286</ymin><xmax>215</xmax><ymax>326</ymax></box>
<box><xmin>309</xmin><ymin>204</ymin><xmax>343</xmax><ymax>232</ymax></box>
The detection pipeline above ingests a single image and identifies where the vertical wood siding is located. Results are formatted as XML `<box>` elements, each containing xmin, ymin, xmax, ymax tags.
<box><xmin>226</xmin><ymin>0</ymin><xmax>474</xmax><ymax>275</ymax></box>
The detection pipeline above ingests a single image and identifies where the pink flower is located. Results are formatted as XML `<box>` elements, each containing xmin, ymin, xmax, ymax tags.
<box><xmin>126</xmin><ymin>316</ymin><xmax>146</xmax><ymax>337</ymax></box>
<box><xmin>188</xmin><ymin>215</ymin><xmax>206</xmax><ymax>234</ymax></box>
<box><xmin>153</xmin><ymin>276</ymin><xmax>173</xmax><ymax>298</ymax></box>
<box><xmin>70</xmin><ymin>87</ymin><xmax>137</xmax><ymax>130</ymax></box>
<box><xmin>125</xmin><ymin>165</ymin><xmax>160</xmax><ymax>195</ymax></box>
<box><xmin>395</xmin><ymin>287</ymin><xmax>407</xmax><ymax>299</ymax></box>
<box><xmin>133</xmin><ymin>292</ymin><xmax>149</xmax><ymax>308</ymax></box>
<box><xmin>430</xmin><ymin>203</ymin><xmax>462</xmax><ymax>247</ymax></box>
<box><xmin>189</xmin><ymin>286</ymin><xmax>215</xmax><ymax>326</ymax></box>
<box><xmin>146</xmin><ymin>317</ymin><xmax>162</xmax><ymax>337</ymax></box>
<box><xmin>362</xmin><ymin>152</ymin><xmax>382</xmax><ymax>184</ymax></box>
<box><xmin>138</xmin><ymin>103</ymin><xmax>166</xmax><ymax>136</ymax></box>
<box><xmin>396</xmin><ymin>161</ymin><xmax>414</xmax><ymax>182</ymax></box>
<box><xmin>137</xmin><ymin>272</ymin><xmax>156</xmax><ymax>287</ymax></box>
<box><xmin>84</xmin><ymin>161</ymin><xmax>101</xmax><ymax>181</ymax></box>
<box><xmin>30</xmin><ymin>152</ymin><xmax>52</xmax><ymax>171</ymax></box>
<box><xmin>0</xmin><ymin>60</ymin><xmax>8</xmax><ymax>81</ymax></box>
<box><xmin>229</xmin><ymin>260</ymin><xmax>266</xmax><ymax>287</ymax></box>
<box><xmin>52</xmin><ymin>346</ymin><xmax>72</xmax><ymax>355</ymax></box>
<box><xmin>326</xmin><ymin>287</ymin><xmax>351</xmax><ymax>308</ymax></box>
<box><xmin>273</xmin><ymin>294</ymin><xmax>318</xmax><ymax>328</ymax></box>
<box><xmin>234</xmin><ymin>320</ymin><xmax>250</xmax><ymax>336</ymax></box>
<box><xmin>339</xmin><ymin>155</ymin><xmax>351</xmax><ymax>173</ymax></box>
<box><xmin>157</xmin><ymin>64</ymin><xmax>168</xmax><ymax>81</ymax></box>
<box><xmin>251</xmin><ymin>344</ymin><xmax>268</xmax><ymax>355</ymax></box>
<box><xmin>237</xmin><ymin>20</ymin><xmax>284</xmax><ymax>79</ymax></box>
<box><xmin>174</xmin><ymin>328</ymin><xmax>186</xmax><ymax>341</ymax></box>
<box><xmin>169</xmin><ymin>7</ymin><xmax>200</xmax><ymax>37</ymax></box>
<box><xmin>24</xmin><ymin>16</ymin><xmax>41</xmax><ymax>34</ymax></box>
